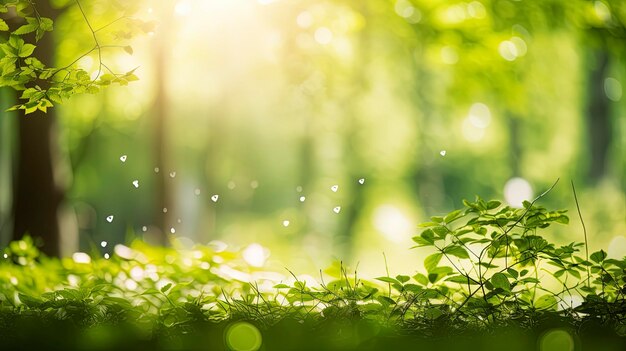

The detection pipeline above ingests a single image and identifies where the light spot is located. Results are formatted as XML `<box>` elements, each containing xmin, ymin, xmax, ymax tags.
<box><xmin>174</xmin><ymin>1</ymin><xmax>191</xmax><ymax>16</ymax></box>
<box><xmin>194</xmin><ymin>188</ymin><xmax>201</xmax><ymax>195</ymax></box>
<box><xmin>331</xmin><ymin>185</ymin><xmax>339</xmax><ymax>192</ymax></box>
<box><xmin>314</xmin><ymin>27</ymin><xmax>333</xmax><ymax>45</ymax></box>
<box><xmin>147</xmin><ymin>7</ymin><xmax>153</xmax><ymax>14</ymax></box>
<box><xmin>441</xmin><ymin>46</ymin><xmax>458</xmax><ymax>64</ymax></box>
<box><xmin>539</xmin><ymin>329</ymin><xmax>574</xmax><ymax>351</ymax></box>
<box><xmin>142</xmin><ymin>226</ymin><xmax>147</xmax><ymax>232</ymax></box>
<box><xmin>373</xmin><ymin>205</ymin><xmax>413</xmax><ymax>243</ymax></box>
<box><xmin>132</xmin><ymin>180</ymin><xmax>139</xmax><ymax>188</ymax></box>
<box><xmin>154</xmin><ymin>167</ymin><xmax>160</xmax><ymax>173</ymax></box>
<box><xmin>3</xmin><ymin>253</ymin><xmax>7</xmax><ymax>259</ymax></box>
<box><xmin>395</xmin><ymin>0</ymin><xmax>422</xmax><ymax>23</ymax></box>
<box><xmin>225</xmin><ymin>322</ymin><xmax>263</xmax><ymax>351</ymax></box>
<box><xmin>100</xmin><ymin>241</ymin><xmax>108</xmax><ymax>248</ymax></box>
<box><xmin>228</xmin><ymin>181</ymin><xmax>236</xmax><ymax>190</ymax></box>
<box><xmin>296</xmin><ymin>186</ymin><xmax>303</xmax><ymax>193</ymax></box>
<box><xmin>114</xmin><ymin>244</ymin><xmax>134</xmax><ymax>260</ymax></box>
<box><xmin>106</xmin><ymin>215</ymin><xmax>114</xmax><ymax>223</ymax></box>
<box><xmin>608</xmin><ymin>236</ymin><xmax>626</xmax><ymax>259</ymax></box>
<box><xmin>440</xmin><ymin>150</ymin><xmax>447</xmax><ymax>156</ymax></box>
<box><xmin>468</xmin><ymin>102</ymin><xmax>492</xmax><ymax>128</ymax></box>
<box><xmin>499</xmin><ymin>40</ymin><xmax>518</xmax><ymax>61</ymax></box>
<box><xmin>510</xmin><ymin>36</ymin><xmax>527</xmax><ymax>57</ymax></box>
<box><xmin>243</xmin><ymin>243</ymin><xmax>269</xmax><ymax>267</ymax></box>
<box><xmin>282</xmin><ymin>220</ymin><xmax>290</xmax><ymax>227</ymax></box>
<box><xmin>358</xmin><ymin>178</ymin><xmax>365</xmax><ymax>184</ymax></box>
<box><xmin>594</xmin><ymin>1</ymin><xmax>611</xmax><ymax>22</ymax></box>
<box><xmin>297</xmin><ymin>11</ymin><xmax>313</xmax><ymax>28</ymax></box>
<box><xmin>130</xmin><ymin>266</ymin><xmax>145</xmax><ymax>280</ymax></box>
<box><xmin>119</xmin><ymin>155</ymin><xmax>127</xmax><ymax>163</ymax></box>
<box><xmin>467</xmin><ymin>1</ymin><xmax>486</xmax><ymax>19</ymax></box>
<box><xmin>163</xmin><ymin>207</ymin><xmax>168</xmax><ymax>213</ymax></box>
<box><xmin>169</xmin><ymin>171</ymin><xmax>176</xmax><ymax>178</ymax></box>
<box><xmin>250</xmin><ymin>180</ymin><xmax>259</xmax><ymax>189</ymax></box>
<box><xmin>170</xmin><ymin>227</ymin><xmax>176</xmax><ymax>234</ymax></box>
<box><xmin>604</xmin><ymin>77</ymin><xmax>622</xmax><ymax>101</ymax></box>
<box><xmin>211</xmin><ymin>194</ymin><xmax>219</xmax><ymax>202</ymax></box>
<box><xmin>333</xmin><ymin>206</ymin><xmax>341</xmax><ymax>214</ymax></box>
<box><xmin>503</xmin><ymin>177</ymin><xmax>533</xmax><ymax>208</ymax></box>
<box><xmin>72</xmin><ymin>252</ymin><xmax>91</xmax><ymax>264</ymax></box>
<box><xmin>462</xmin><ymin>117</ymin><xmax>486</xmax><ymax>142</ymax></box>
<box><xmin>299</xmin><ymin>196</ymin><xmax>306</xmax><ymax>202</ymax></box>
<box><xmin>104</xmin><ymin>253</ymin><xmax>110</xmax><ymax>259</ymax></box>
<box><xmin>177</xmin><ymin>218</ymin><xmax>182</xmax><ymax>223</ymax></box>
<box><xmin>124</xmin><ymin>279</ymin><xmax>138</xmax><ymax>290</ymax></box>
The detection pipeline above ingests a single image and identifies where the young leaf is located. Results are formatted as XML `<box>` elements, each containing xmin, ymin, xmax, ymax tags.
<box><xmin>444</xmin><ymin>245</ymin><xmax>470</xmax><ymax>259</ymax></box>
<box><xmin>0</xmin><ymin>19</ymin><xmax>8</xmax><ymax>31</ymax></box>
<box><xmin>590</xmin><ymin>250</ymin><xmax>607</xmax><ymax>263</ymax></box>
<box><xmin>490</xmin><ymin>273</ymin><xmax>510</xmax><ymax>291</ymax></box>
<box><xmin>424</xmin><ymin>253</ymin><xmax>442</xmax><ymax>273</ymax></box>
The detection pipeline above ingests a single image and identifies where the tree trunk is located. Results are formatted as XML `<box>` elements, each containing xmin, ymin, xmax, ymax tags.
<box><xmin>586</xmin><ymin>49</ymin><xmax>611</xmax><ymax>183</ymax></box>
<box><xmin>11</xmin><ymin>1</ymin><xmax>66</xmax><ymax>256</ymax></box>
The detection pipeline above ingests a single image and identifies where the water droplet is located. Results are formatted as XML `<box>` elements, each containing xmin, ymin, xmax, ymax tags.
<box><xmin>106</xmin><ymin>215</ymin><xmax>114</xmax><ymax>223</ymax></box>
<box><xmin>331</xmin><ymin>185</ymin><xmax>339</xmax><ymax>192</ymax></box>
<box><xmin>119</xmin><ymin>155</ymin><xmax>127</xmax><ymax>162</ymax></box>
<box><xmin>296</xmin><ymin>186</ymin><xmax>303</xmax><ymax>193</ymax></box>
<box><xmin>170</xmin><ymin>227</ymin><xmax>176</xmax><ymax>234</ymax></box>
<box><xmin>228</xmin><ymin>181</ymin><xmax>236</xmax><ymax>190</ymax></box>
<box><xmin>194</xmin><ymin>188</ymin><xmax>201</xmax><ymax>195</ymax></box>
<box><xmin>142</xmin><ymin>226</ymin><xmax>147</xmax><ymax>232</ymax></box>
<box><xmin>169</xmin><ymin>171</ymin><xmax>176</xmax><ymax>178</ymax></box>
<box><xmin>132</xmin><ymin>180</ymin><xmax>139</xmax><ymax>188</ymax></box>
<box><xmin>282</xmin><ymin>220</ymin><xmax>290</xmax><ymax>227</ymax></box>
<box><xmin>358</xmin><ymin>178</ymin><xmax>365</xmax><ymax>185</ymax></box>
<box><xmin>104</xmin><ymin>253</ymin><xmax>110</xmax><ymax>259</ymax></box>
<box><xmin>440</xmin><ymin>150</ymin><xmax>447</xmax><ymax>156</ymax></box>
<box><xmin>154</xmin><ymin>167</ymin><xmax>160</xmax><ymax>173</ymax></box>
<box><xmin>100</xmin><ymin>241</ymin><xmax>108</xmax><ymax>248</ymax></box>
<box><xmin>333</xmin><ymin>206</ymin><xmax>341</xmax><ymax>214</ymax></box>
<box><xmin>163</xmin><ymin>207</ymin><xmax>168</xmax><ymax>213</ymax></box>
<box><xmin>211</xmin><ymin>194</ymin><xmax>219</xmax><ymax>202</ymax></box>
<box><xmin>299</xmin><ymin>196</ymin><xmax>306</xmax><ymax>202</ymax></box>
<box><xmin>250</xmin><ymin>180</ymin><xmax>259</xmax><ymax>189</ymax></box>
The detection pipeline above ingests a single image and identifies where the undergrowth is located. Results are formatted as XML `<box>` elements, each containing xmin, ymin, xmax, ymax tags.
<box><xmin>1</xmin><ymin>185</ymin><xmax>625</xmax><ymax>350</ymax></box>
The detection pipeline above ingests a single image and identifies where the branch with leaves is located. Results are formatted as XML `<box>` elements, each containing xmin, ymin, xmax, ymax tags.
<box><xmin>0</xmin><ymin>0</ymin><xmax>152</xmax><ymax>114</ymax></box>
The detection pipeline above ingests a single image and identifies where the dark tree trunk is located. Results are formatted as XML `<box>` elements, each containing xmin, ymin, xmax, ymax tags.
<box><xmin>11</xmin><ymin>1</ymin><xmax>65</xmax><ymax>256</ymax></box>
<box><xmin>586</xmin><ymin>49</ymin><xmax>611</xmax><ymax>183</ymax></box>
<box><xmin>150</xmin><ymin>3</ymin><xmax>172</xmax><ymax>245</ymax></box>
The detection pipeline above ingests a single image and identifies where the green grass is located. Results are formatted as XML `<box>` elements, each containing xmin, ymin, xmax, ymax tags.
<box><xmin>1</xmin><ymin>189</ymin><xmax>626</xmax><ymax>350</ymax></box>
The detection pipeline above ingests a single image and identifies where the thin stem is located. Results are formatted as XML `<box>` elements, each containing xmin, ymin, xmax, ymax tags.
<box><xmin>571</xmin><ymin>180</ymin><xmax>590</xmax><ymax>287</ymax></box>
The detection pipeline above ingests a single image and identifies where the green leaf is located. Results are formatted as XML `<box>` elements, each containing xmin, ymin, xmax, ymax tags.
<box><xmin>535</xmin><ymin>294</ymin><xmax>557</xmax><ymax>310</ymax></box>
<box><xmin>0</xmin><ymin>19</ymin><xmax>8</xmax><ymax>31</ymax></box>
<box><xmin>123</xmin><ymin>45</ymin><xmax>134</xmax><ymax>55</ymax></box>
<box><xmin>424</xmin><ymin>253</ymin><xmax>442</xmax><ymax>273</ymax></box>
<box><xmin>444</xmin><ymin>209</ymin><xmax>463</xmax><ymax>223</ymax></box>
<box><xmin>444</xmin><ymin>245</ymin><xmax>470</xmax><ymax>259</ymax></box>
<box><xmin>507</xmin><ymin>268</ymin><xmax>518</xmax><ymax>279</ymax></box>
<box><xmin>486</xmin><ymin>200</ymin><xmax>501</xmax><ymax>210</ymax></box>
<box><xmin>590</xmin><ymin>250</ymin><xmax>607</xmax><ymax>263</ymax></box>
<box><xmin>18</xmin><ymin>43</ymin><xmax>36</xmax><ymax>57</ymax></box>
<box><xmin>160</xmin><ymin>283</ymin><xmax>172</xmax><ymax>293</ymax></box>
<box><xmin>13</xmin><ymin>22</ymin><xmax>38</xmax><ymax>35</ymax></box>
<box><xmin>375</xmin><ymin>276</ymin><xmax>400</xmax><ymax>285</ymax></box>
<box><xmin>396</xmin><ymin>275</ymin><xmax>410</xmax><ymax>283</ymax></box>
<box><xmin>490</xmin><ymin>273</ymin><xmax>510</xmax><ymax>291</ymax></box>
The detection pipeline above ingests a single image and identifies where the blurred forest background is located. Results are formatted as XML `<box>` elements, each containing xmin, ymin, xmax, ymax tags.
<box><xmin>0</xmin><ymin>0</ymin><xmax>624</xmax><ymax>274</ymax></box>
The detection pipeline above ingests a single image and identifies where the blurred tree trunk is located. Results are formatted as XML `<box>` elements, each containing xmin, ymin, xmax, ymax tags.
<box><xmin>150</xmin><ymin>1</ymin><xmax>172</xmax><ymax>245</ymax></box>
<box><xmin>10</xmin><ymin>1</ymin><xmax>65</xmax><ymax>256</ymax></box>
<box><xmin>585</xmin><ymin>49</ymin><xmax>611</xmax><ymax>183</ymax></box>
